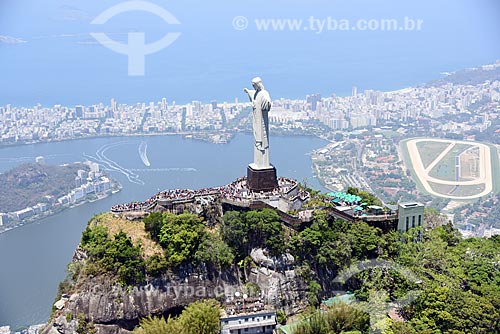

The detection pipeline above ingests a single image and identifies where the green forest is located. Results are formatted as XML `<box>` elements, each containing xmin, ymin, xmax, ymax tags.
<box><xmin>73</xmin><ymin>204</ymin><xmax>500</xmax><ymax>334</ymax></box>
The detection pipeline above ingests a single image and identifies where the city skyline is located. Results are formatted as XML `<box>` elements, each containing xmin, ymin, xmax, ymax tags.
<box><xmin>2</xmin><ymin>60</ymin><xmax>499</xmax><ymax>144</ymax></box>
<box><xmin>2</xmin><ymin>1</ymin><xmax>500</xmax><ymax>333</ymax></box>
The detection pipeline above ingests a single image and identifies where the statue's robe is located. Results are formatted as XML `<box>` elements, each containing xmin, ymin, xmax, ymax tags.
<box><xmin>247</xmin><ymin>88</ymin><xmax>272</xmax><ymax>168</ymax></box>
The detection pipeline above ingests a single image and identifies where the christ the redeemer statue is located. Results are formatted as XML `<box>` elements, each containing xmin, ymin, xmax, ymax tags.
<box><xmin>243</xmin><ymin>77</ymin><xmax>278</xmax><ymax>191</ymax></box>
<box><xmin>244</xmin><ymin>77</ymin><xmax>272</xmax><ymax>169</ymax></box>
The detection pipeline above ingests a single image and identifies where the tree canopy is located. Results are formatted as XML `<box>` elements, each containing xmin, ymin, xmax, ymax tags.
<box><xmin>135</xmin><ymin>299</ymin><xmax>220</xmax><ymax>334</ymax></box>
<box><xmin>221</xmin><ymin>208</ymin><xmax>285</xmax><ymax>259</ymax></box>
<box><xmin>79</xmin><ymin>201</ymin><xmax>500</xmax><ymax>334</ymax></box>
<box><xmin>81</xmin><ymin>225</ymin><xmax>145</xmax><ymax>285</ymax></box>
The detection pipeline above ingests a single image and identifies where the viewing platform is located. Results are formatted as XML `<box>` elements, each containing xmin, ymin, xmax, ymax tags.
<box><xmin>111</xmin><ymin>176</ymin><xmax>305</xmax><ymax>215</ymax></box>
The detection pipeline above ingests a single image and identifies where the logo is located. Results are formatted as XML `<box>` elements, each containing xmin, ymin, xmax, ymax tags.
<box><xmin>90</xmin><ymin>1</ymin><xmax>181</xmax><ymax>76</ymax></box>
<box><xmin>232</xmin><ymin>16</ymin><xmax>249</xmax><ymax>30</ymax></box>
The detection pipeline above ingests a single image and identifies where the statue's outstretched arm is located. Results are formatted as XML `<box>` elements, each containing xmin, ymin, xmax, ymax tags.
<box><xmin>243</xmin><ymin>88</ymin><xmax>256</xmax><ymax>102</ymax></box>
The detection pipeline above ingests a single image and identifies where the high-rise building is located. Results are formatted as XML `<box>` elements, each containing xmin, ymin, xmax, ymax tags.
<box><xmin>90</xmin><ymin>162</ymin><xmax>100</xmax><ymax>173</ymax></box>
<box><xmin>191</xmin><ymin>100</ymin><xmax>201</xmax><ymax>112</ymax></box>
<box><xmin>307</xmin><ymin>93</ymin><xmax>321</xmax><ymax>112</ymax></box>
<box><xmin>75</xmin><ymin>105</ymin><xmax>84</xmax><ymax>118</ymax></box>
<box><xmin>161</xmin><ymin>97</ymin><xmax>167</xmax><ymax>111</ymax></box>
<box><xmin>352</xmin><ymin>86</ymin><xmax>357</xmax><ymax>97</ymax></box>
<box><xmin>111</xmin><ymin>98</ymin><xmax>117</xmax><ymax>113</ymax></box>
<box><xmin>326</xmin><ymin>118</ymin><xmax>349</xmax><ymax>130</ymax></box>
<box><xmin>0</xmin><ymin>213</ymin><xmax>8</xmax><ymax>226</ymax></box>
<box><xmin>211</xmin><ymin>100</ymin><xmax>218</xmax><ymax>110</ymax></box>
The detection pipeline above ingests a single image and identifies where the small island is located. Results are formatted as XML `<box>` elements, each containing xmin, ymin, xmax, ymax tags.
<box><xmin>0</xmin><ymin>159</ymin><xmax>120</xmax><ymax>233</ymax></box>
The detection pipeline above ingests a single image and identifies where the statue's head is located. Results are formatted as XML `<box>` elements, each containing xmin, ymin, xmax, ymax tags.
<box><xmin>251</xmin><ymin>77</ymin><xmax>264</xmax><ymax>91</ymax></box>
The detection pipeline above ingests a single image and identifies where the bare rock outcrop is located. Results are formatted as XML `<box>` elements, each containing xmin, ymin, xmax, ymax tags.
<box><xmin>45</xmin><ymin>263</ymin><xmax>307</xmax><ymax>334</ymax></box>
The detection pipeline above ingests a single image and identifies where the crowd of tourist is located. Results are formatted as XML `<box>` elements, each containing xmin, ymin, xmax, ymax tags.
<box><xmin>110</xmin><ymin>177</ymin><xmax>298</xmax><ymax>213</ymax></box>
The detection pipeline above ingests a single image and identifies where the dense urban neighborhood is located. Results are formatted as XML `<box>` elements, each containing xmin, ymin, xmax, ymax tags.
<box><xmin>2</xmin><ymin>62</ymin><xmax>499</xmax><ymax>239</ymax></box>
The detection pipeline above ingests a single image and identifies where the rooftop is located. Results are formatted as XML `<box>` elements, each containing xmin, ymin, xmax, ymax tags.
<box><xmin>399</xmin><ymin>202</ymin><xmax>424</xmax><ymax>208</ymax></box>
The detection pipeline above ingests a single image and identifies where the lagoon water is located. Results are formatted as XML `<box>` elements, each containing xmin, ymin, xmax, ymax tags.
<box><xmin>0</xmin><ymin>134</ymin><xmax>327</xmax><ymax>330</ymax></box>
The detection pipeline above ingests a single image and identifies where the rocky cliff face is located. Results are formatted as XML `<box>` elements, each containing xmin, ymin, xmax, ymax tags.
<box><xmin>44</xmin><ymin>248</ymin><xmax>307</xmax><ymax>334</ymax></box>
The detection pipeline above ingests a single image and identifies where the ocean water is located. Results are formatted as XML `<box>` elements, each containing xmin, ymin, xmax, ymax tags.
<box><xmin>1</xmin><ymin>0</ymin><xmax>499</xmax><ymax>106</ymax></box>
<box><xmin>0</xmin><ymin>133</ymin><xmax>327</xmax><ymax>330</ymax></box>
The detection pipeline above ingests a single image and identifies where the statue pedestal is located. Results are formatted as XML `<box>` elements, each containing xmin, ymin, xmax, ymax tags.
<box><xmin>247</xmin><ymin>164</ymin><xmax>278</xmax><ymax>192</ymax></box>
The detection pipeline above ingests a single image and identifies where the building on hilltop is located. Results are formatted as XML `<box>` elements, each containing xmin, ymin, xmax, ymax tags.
<box><xmin>397</xmin><ymin>202</ymin><xmax>425</xmax><ymax>233</ymax></box>
<box><xmin>325</xmin><ymin>192</ymin><xmax>425</xmax><ymax>234</ymax></box>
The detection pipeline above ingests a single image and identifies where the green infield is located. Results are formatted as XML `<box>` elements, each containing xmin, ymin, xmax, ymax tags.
<box><xmin>401</xmin><ymin>138</ymin><xmax>495</xmax><ymax>200</ymax></box>
<box><xmin>427</xmin><ymin>143</ymin><xmax>473</xmax><ymax>182</ymax></box>
<box><xmin>416</xmin><ymin>140</ymin><xmax>450</xmax><ymax>169</ymax></box>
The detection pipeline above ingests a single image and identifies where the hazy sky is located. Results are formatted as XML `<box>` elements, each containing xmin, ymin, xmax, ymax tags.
<box><xmin>1</xmin><ymin>0</ymin><xmax>499</xmax><ymax>105</ymax></box>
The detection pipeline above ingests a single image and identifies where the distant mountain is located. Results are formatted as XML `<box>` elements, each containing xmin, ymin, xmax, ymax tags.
<box><xmin>0</xmin><ymin>162</ymin><xmax>87</xmax><ymax>212</ymax></box>
<box><xmin>428</xmin><ymin>63</ymin><xmax>500</xmax><ymax>87</ymax></box>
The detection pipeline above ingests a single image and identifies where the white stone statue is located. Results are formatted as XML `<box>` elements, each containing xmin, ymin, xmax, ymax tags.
<box><xmin>244</xmin><ymin>77</ymin><xmax>272</xmax><ymax>169</ymax></box>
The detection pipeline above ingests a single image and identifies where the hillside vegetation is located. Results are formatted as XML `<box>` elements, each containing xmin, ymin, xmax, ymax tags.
<box><xmin>64</xmin><ymin>202</ymin><xmax>500</xmax><ymax>334</ymax></box>
<box><xmin>0</xmin><ymin>162</ymin><xmax>87</xmax><ymax>212</ymax></box>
